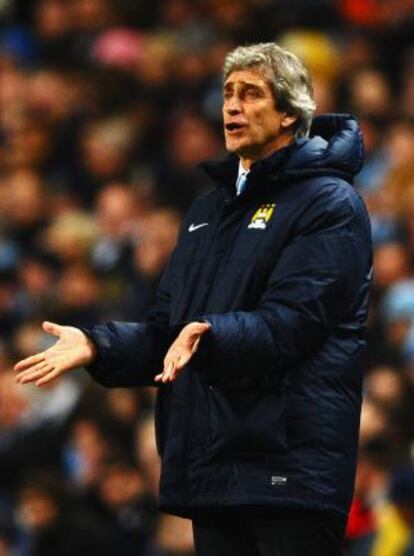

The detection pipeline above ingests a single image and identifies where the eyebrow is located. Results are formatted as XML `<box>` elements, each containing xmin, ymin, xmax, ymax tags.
<box><xmin>223</xmin><ymin>80</ymin><xmax>264</xmax><ymax>90</ymax></box>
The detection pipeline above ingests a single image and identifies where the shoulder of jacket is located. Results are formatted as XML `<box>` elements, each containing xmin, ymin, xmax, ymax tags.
<box><xmin>290</xmin><ymin>176</ymin><xmax>370</xmax><ymax>236</ymax></box>
<box><xmin>296</xmin><ymin>175</ymin><xmax>365</xmax><ymax>211</ymax></box>
<box><xmin>187</xmin><ymin>187</ymin><xmax>221</xmax><ymax>213</ymax></box>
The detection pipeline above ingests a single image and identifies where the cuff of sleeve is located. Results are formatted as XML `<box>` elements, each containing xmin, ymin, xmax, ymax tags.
<box><xmin>78</xmin><ymin>325</ymin><xmax>116</xmax><ymax>386</ymax></box>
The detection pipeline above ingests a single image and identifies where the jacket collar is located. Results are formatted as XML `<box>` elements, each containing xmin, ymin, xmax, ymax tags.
<box><xmin>198</xmin><ymin>139</ymin><xmax>302</xmax><ymax>193</ymax></box>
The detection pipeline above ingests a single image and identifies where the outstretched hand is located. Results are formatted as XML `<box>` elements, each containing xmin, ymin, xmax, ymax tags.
<box><xmin>14</xmin><ymin>321</ymin><xmax>97</xmax><ymax>387</ymax></box>
<box><xmin>155</xmin><ymin>321</ymin><xmax>211</xmax><ymax>383</ymax></box>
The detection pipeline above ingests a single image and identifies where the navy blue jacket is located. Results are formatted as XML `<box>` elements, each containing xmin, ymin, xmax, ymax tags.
<box><xmin>85</xmin><ymin>114</ymin><xmax>372</xmax><ymax>520</ymax></box>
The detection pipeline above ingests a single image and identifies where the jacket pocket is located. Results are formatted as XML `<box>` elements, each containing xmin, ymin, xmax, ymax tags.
<box><xmin>207</xmin><ymin>385</ymin><xmax>287</xmax><ymax>457</ymax></box>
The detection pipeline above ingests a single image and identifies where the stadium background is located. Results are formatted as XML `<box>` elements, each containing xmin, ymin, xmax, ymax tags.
<box><xmin>0</xmin><ymin>0</ymin><xmax>413</xmax><ymax>554</ymax></box>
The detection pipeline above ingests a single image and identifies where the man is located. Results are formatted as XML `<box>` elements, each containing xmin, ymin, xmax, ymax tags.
<box><xmin>15</xmin><ymin>43</ymin><xmax>372</xmax><ymax>555</ymax></box>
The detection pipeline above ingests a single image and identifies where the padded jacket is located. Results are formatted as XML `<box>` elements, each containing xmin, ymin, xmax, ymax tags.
<box><xmin>84</xmin><ymin>114</ymin><xmax>372</xmax><ymax>519</ymax></box>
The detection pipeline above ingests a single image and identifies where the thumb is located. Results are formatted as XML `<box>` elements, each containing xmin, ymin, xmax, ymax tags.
<box><xmin>42</xmin><ymin>321</ymin><xmax>62</xmax><ymax>337</ymax></box>
<box><xmin>191</xmin><ymin>321</ymin><xmax>211</xmax><ymax>335</ymax></box>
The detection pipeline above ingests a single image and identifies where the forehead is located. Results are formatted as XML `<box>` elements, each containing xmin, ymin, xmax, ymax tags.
<box><xmin>223</xmin><ymin>69</ymin><xmax>270</xmax><ymax>89</ymax></box>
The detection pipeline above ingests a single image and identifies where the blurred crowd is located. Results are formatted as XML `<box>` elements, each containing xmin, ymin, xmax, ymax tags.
<box><xmin>0</xmin><ymin>0</ymin><xmax>413</xmax><ymax>554</ymax></box>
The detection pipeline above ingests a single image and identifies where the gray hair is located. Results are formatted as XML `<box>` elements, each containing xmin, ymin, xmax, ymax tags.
<box><xmin>223</xmin><ymin>43</ymin><xmax>316</xmax><ymax>138</ymax></box>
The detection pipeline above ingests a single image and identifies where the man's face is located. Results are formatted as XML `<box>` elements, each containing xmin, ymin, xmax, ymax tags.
<box><xmin>222</xmin><ymin>69</ymin><xmax>294</xmax><ymax>162</ymax></box>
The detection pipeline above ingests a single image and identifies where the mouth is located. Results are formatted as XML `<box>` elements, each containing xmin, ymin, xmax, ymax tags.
<box><xmin>225</xmin><ymin>122</ymin><xmax>246</xmax><ymax>132</ymax></box>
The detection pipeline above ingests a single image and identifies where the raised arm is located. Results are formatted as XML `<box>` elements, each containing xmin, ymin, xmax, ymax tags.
<box><xmin>15</xmin><ymin>246</ymin><xmax>176</xmax><ymax>388</ymax></box>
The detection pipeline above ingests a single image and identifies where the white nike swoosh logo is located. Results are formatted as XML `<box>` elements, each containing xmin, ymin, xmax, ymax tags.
<box><xmin>189</xmin><ymin>223</ymin><xmax>209</xmax><ymax>232</ymax></box>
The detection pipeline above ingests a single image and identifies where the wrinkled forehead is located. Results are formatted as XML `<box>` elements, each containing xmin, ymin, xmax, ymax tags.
<box><xmin>223</xmin><ymin>68</ymin><xmax>271</xmax><ymax>90</ymax></box>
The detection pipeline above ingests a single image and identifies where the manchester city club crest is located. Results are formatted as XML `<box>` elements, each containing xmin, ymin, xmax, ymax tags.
<box><xmin>248</xmin><ymin>204</ymin><xmax>276</xmax><ymax>230</ymax></box>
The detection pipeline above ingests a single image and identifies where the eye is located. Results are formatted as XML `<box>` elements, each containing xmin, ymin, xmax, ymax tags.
<box><xmin>244</xmin><ymin>88</ymin><xmax>261</xmax><ymax>100</ymax></box>
<box><xmin>223</xmin><ymin>90</ymin><xmax>233</xmax><ymax>100</ymax></box>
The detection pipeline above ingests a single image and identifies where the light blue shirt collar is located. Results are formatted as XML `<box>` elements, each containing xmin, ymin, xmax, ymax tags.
<box><xmin>236</xmin><ymin>160</ymin><xmax>250</xmax><ymax>195</ymax></box>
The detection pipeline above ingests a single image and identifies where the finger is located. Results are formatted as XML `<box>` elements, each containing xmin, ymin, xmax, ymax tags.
<box><xmin>185</xmin><ymin>322</ymin><xmax>211</xmax><ymax>338</ymax></box>
<box><xmin>154</xmin><ymin>366</ymin><xmax>170</xmax><ymax>382</ymax></box>
<box><xmin>19</xmin><ymin>366</ymin><xmax>53</xmax><ymax>385</ymax></box>
<box><xmin>19</xmin><ymin>359</ymin><xmax>50</xmax><ymax>376</ymax></box>
<box><xmin>163</xmin><ymin>359</ymin><xmax>180</xmax><ymax>382</ymax></box>
<box><xmin>191</xmin><ymin>336</ymin><xmax>201</xmax><ymax>353</ymax></box>
<box><xmin>162</xmin><ymin>361</ymin><xmax>175</xmax><ymax>383</ymax></box>
<box><xmin>16</xmin><ymin>362</ymin><xmax>51</xmax><ymax>383</ymax></box>
<box><xmin>36</xmin><ymin>367</ymin><xmax>63</xmax><ymax>387</ymax></box>
<box><xmin>162</xmin><ymin>356</ymin><xmax>174</xmax><ymax>374</ymax></box>
<box><xmin>155</xmin><ymin>359</ymin><xmax>174</xmax><ymax>382</ymax></box>
<box><xmin>14</xmin><ymin>352</ymin><xmax>45</xmax><ymax>372</ymax></box>
<box><xmin>155</xmin><ymin>346</ymin><xmax>195</xmax><ymax>383</ymax></box>
<box><xmin>169</xmin><ymin>355</ymin><xmax>188</xmax><ymax>381</ymax></box>
<box><xmin>168</xmin><ymin>367</ymin><xmax>180</xmax><ymax>382</ymax></box>
<box><xmin>169</xmin><ymin>353</ymin><xmax>189</xmax><ymax>380</ymax></box>
<box><xmin>42</xmin><ymin>321</ymin><xmax>62</xmax><ymax>337</ymax></box>
<box><xmin>161</xmin><ymin>351</ymin><xmax>193</xmax><ymax>382</ymax></box>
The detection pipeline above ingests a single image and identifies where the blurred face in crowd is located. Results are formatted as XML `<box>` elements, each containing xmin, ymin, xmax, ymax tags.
<box><xmin>388</xmin><ymin>121</ymin><xmax>414</xmax><ymax>167</ymax></box>
<box><xmin>0</xmin><ymin>371</ymin><xmax>29</xmax><ymax>429</ymax></box>
<box><xmin>0</xmin><ymin>170</ymin><xmax>45</xmax><ymax>227</ymax></box>
<box><xmin>68</xmin><ymin>419</ymin><xmax>108</xmax><ymax>487</ymax></box>
<box><xmin>96</xmin><ymin>184</ymin><xmax>138</xmax><ymax>238</ymax></box>
<box><xmin>350</xmin><ymin>68</ymin><xmax>390</xmax><ymax>118</ymax></box>
<box><xmin>210</xmin><ymin>0</ymin><xmax>249</xmax><ymax>31</ymax></box>
<box><xmin>6</xmin><ymin>123</ymin><xmax>51</xmax><ymax>170</ymax></box>
<box><xmin>35</xmin><ymin>0</ymin><xmax>73</xmax><ymax>40</ymax></box>
<box><xmin>222</xmin><ymin>69</ymin><xmax>297</xmax><ymax>167</ymax></box>
<box><xmin>19</xmin><ymin>258</ymin><xmax>55</xmax><ymax>297</ymax></box>
<box><xmin>72</xmin><ymin>0</ymin><xmax>114</xmax><ymax>31</ymax></box>
<box><xmin>365</xmin><ymin>366</ymin><xmax>404</xmax><ymax>407</ymax></box>
<box><xmin>170</xmin><ymin>114</ymin><xmax>220</xmax><ymax>169</ymax></box>
<box><xmin>45</xmin><ymin>211</ymin><xmax>97</xmax><ymax>263</ymax></box>
<box><xmin>134</xmin><ymin>210</ymin><xmax>180</xmax><ymax>278</ymax></box>
<box><xmin>99</xmin><ymin>465</ymin><xmax>144</xmax><ymax>509</ymax></box>
<box><xmin>359</xmin><ymin>398</ymin><xmax>389</xmax><ymax>445</ymax></box>
<box><xmin>58</xmin><ymin>265</ymin><xmax>101</xmax><ymax>309</ymax></box>
<box><xmin>18</xmin><ymin>487</ymin><xmax>58</xmax><ymax>530</ymax></box>
<box><xmin>105</xmin><ymin>389</ymin><xmax>140</xmax><ymax>424</ymax></box>
<box><xmin>373</xmin><ymin>243</ymin><xmax>409</xmax><ymax>289</ymax></box>
<box><xmin>28</xmin><ymin>71</ymin><xmax>79</xmax><ymax>123</ymax></box>
<box><xmin>82</xmin><ymin>117</ymin><xmax>135</xmax><ymax>180</ymax></box>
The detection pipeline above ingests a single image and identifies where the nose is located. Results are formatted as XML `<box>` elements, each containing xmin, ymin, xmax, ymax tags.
<box><xmin>224</xmin><ymin>94</ymin><xmax>242</xmax><ymax>115</ymax></box>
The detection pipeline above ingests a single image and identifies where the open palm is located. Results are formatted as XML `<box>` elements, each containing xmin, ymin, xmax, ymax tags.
<box><xmin>14</xmin><ymin>321</ymin><xmax>97</xmax><ymax>387</ymax></box>
<box><xmin>154</xmin><ymin>321</ymin><xmax>211</xmax><ymax>383</ymax></box>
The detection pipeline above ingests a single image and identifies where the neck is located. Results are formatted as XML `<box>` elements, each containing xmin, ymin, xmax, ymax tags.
<box><xmin>240</xmin><ymin>133</ymin><xmax>294</xmax><ymax>170</ymax></box>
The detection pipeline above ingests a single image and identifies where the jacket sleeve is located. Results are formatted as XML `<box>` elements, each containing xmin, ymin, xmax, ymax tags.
<box><xmin>82</xmin><ymin>252</ymin><xmax>175</xmax><ymax>388</ymax></box>
<box><xmin>195</xmin><ymin>189</ymin><xmax>372</xmax><ymax>379</ymax></box>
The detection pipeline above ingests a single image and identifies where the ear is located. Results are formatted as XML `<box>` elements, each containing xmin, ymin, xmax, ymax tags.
<box><xmin>280</xmin><ymin>114</ymin><xmax>298</xmax><ymax>130</ymax></box>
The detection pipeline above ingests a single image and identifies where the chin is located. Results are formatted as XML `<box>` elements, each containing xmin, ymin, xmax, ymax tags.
<box><xmin>225</xmin><ymin>140</ymin><xmax>248</xmax><ymax>156</ymax></box>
